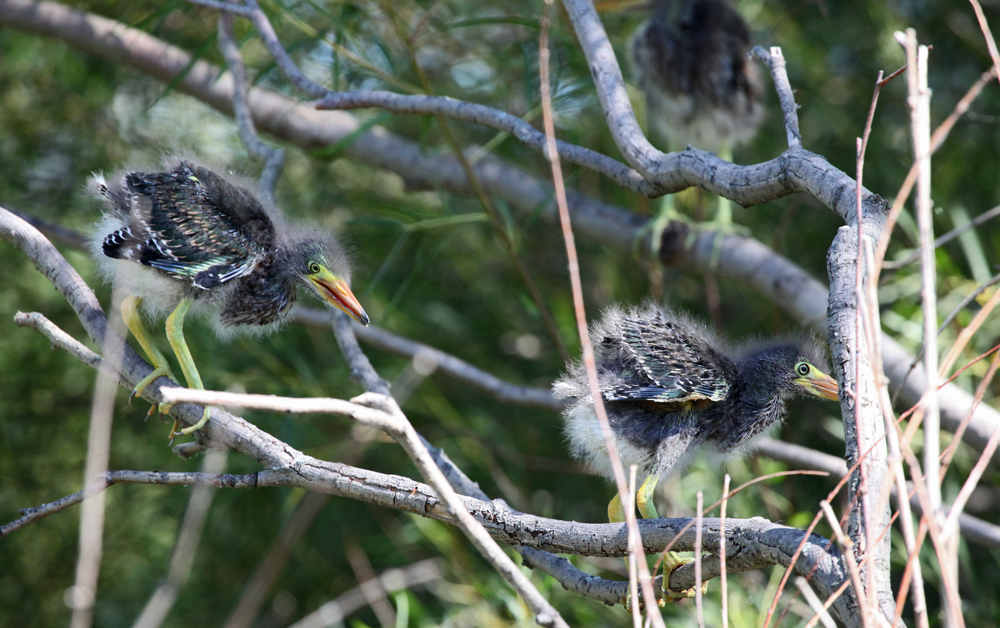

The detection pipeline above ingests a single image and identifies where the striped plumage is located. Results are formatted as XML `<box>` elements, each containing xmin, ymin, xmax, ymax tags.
<box><xmin>629</xmin><ymin>0</ymin><xmax>763</xmax><ymax>152</ymax></box>
<box><xmin>554</xmin><ymin>303</ymin><xmax>838</xmax><ymax>502</ymax></box>
<box><xmin>93</xmin><ymin>159</ymin><xmax>367</xmax><ymax>332</ymax></box>
<box><xmin>91</xmin><ymin>156</ymin><xmax>369</xmax><ymax>439</ymax></box>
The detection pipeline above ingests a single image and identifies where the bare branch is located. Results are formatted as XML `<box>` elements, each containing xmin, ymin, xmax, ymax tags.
<box><xmin>751</xmin><ymin>46</ymin><xmax>802</xmax><ymax>148</ymax></box>
<box><xmin>217</xmin><ymin>12</ymin><xmax>285</xmax><ymax>199</ymax></box>
<box><xmin>287</xmin><ymin>559</ymin><xmax>443</xmax><ymax>628</ymax></box>
<box><xmin>314</xmin><ymin>91</ymin><xmax>657</xmax><ymax>195</ymax></box>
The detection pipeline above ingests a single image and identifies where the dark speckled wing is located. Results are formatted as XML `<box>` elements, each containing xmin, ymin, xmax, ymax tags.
<box><xmin>102</xmin><ymin>162</ymin><xmax>275</xmax><ymax>290</ymax></box>
<box><xmin>606</xmin><ymin>312</ymin><xmax>733</xmax><ymax>404</ymax></box>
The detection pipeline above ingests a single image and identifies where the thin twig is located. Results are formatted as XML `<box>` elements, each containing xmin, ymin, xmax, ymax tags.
<box><xmin>217</xmin><ymin>12</ymin><xmax>285</xmax><ymax>199</ymax></box>
<box><xmin>313</xmin><ymin>91</ymin><xmax>654</xmax><ymax>195</ymax></box>
<box><xmin>286</xmin><ymin>559</ymin><xmax>442</xmax><ymax>628</ymax></box>
<box><xmin>819</xmin><ymin>501</ymin><xmax>872</xmax><ymax>628</ymax></box>
<box><xmin>752</xmin><ymin>46</ymin><xmax>802</xmax><ymax>148</ymax></box>
<box><xmin>881</xmin><ymin>204</ymin><xmax>1000</xmax><ymax>270</ymax></box>
<box><xmin>873</xmin><ymin>64</ymin><xmax>998</xmax><ymax>276</ymax></box>
<box><xmin>540</xmin><ymin>0</ymin><xmax>661</xmax><ymax>620</ymax></box>
<box><xmin>132</xmin><ymin>450</ymin><xmax>228</xmax><ymax>628</ymax></box>
<box><xmin>796</xmin><ymin>577</ymin><xmax>837</xmax><ymax>628</ymax></box>
<box><xmin>720</xmin><ymin>474</ymin><xmax>730</xmax><ymax>628</ymax></box>
<box><xmin>940</xmin><ymin>351</ymin><xmax>1000</xmax><ymax>537</ymax></box>
<box><xmin>695</xmin><ymin>491</ymin><xmax>705</xmax><ymax>628</ymax></box>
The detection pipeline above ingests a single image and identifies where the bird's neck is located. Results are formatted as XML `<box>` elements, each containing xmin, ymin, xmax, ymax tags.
<box><xmin>730</xmin><ymin>366</ymin><xmax>787</xmax><ymax>423</ymax></box>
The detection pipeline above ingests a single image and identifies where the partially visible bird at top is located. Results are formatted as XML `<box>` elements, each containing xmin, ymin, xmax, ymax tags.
<box><xmin>604</xmin><ymin>0</ymin><xmax>764</xmax><ymax>247</ymax></box>
<box><xmin>91</xmin><ymin>156</ymin><xmax>370</xmax><ymax>440</ymax></box>
<box><xmin>628</xmin><ymin>0</ymin><xmax>763</xmax><ymax>154</ymax></box>
<box><xmin>553</xmin><ymin>303</ymin><xmax>838</xmax><ymax>605</ymax></box>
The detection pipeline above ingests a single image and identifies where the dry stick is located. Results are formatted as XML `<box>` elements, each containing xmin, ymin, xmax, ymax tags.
<box><xmin>893</xmin><ymin>520</ymin><xmax>929</xmax><ymax>624</ymax></box>
<box><xmin>763</xmin><ymin>459</ymin><xmax>865</xmax><ymax>628</ymax></box>
<box><xmin>881</xmin><ymin>203</ymin><xmax>1000</xmax><ymax>270</ymax></box>
<box><xmin>969</xmin><ymin>0</ymin><xmax>1000</xmax><ymax>84</ymax></box>
<box><xmin>217</xmin><ymin>12</ymin><xmax>284</xmax><ymax>199</ymax></box>
<box><xmin>819</xmin><ymin>501</ymin><xmax>872</xmax><ymax>628</ymax></box>
<box><xmin>313</xmin><ymin>91</ymin><xmax>652</xmax><ymax>195</ymax></box>
<box><xmin>659</xmin><ymin>471</ymin><xmax>830</xmax><ymax>560</ymax></box>
<box><xmin>797</xmin><ymin>577</ymin><xmax>837</xmax><ymax>628</ymax></box>
<box><xmin>223</xmin><ymin>491</ymin><xmax>330</xmax><ymax>628</ymax></box>
<box><xmin>753</xmin><ymin>47</ymin><xmax>802</xmax><ymax>148</ymax></box>
<box><xmin>69</xmin><ymin>284</ymin><xmax>128</xmax><ymax>628</ymax></box>
<box><xmin>895</xmin><ymin>441</ymin><xmax>967</xmax><ymax>628</ymax></box>
<box><xmin>326</xmin><ymin>315</ymin><xmax>568</xmax><ymax>628</ymax></box>
<box><xmin>132</xmin><ymin>449</ymin><xmax>228</xmax><ymax>628</ymax></box>
<box><xmin>695</xmin><ymin>491</ymin><xmax>705</xmax><ymax>628</ymax></box>
<box><xmin>853</xmin><ymin>61</ymin><xmax>886</xmax><ymax>621</ymax></box>
<box><xmin>293</xmin><ymin>307</ymin><xmax>564</xmax><ymax>411</ymax></box>
<box><xmin>940</xmin><ymin>351</ymin><xmax>1000</xmax><ymax>537</ymax></box>
<box><xmin>901</xmin><ymin>30</ymin><xmax>956</xmax><ymax>628</ymax></box>
<box><xmin>890</xmin><ymin>268</ymin><xmax>1000</xmax><ymax>408</ymax></box>
<box><xmin>345</xmin><ymin>542</ymin><xmax>396</xmax><ymax>628</ymax></box>
<box><xmin>868</xmin><ymin>257</ymin><xmax>930</xmax><ymax>628</ymax></box>
<box><xmin>804</xmin><ymin>580</ymin><xmax>854</xmax><ymax>628</ymax></box>
<box><xmin>939</xmin><ymin>343</ymin><xmax>1000</xmax><ymax>477</ymax></box>
<box><xmin>286</xmin><ymin>559</ymin><xmax>442</xmax><ymax>628</ymax></box>
<box><xmin>720</xmin><ymin>474</ymin><xmax>730</xmax><ymax>628</ymax></box>
<box><xmin>873</xmin><ymin>64</ymin><xmax>998</xmax><ymax>277</ymax></box>
<box><xmin>938</xmin><ymin>286</ymin><xmax>1000</xmax><ymax>379</ymax></box>
<box><xmin>538</xmin><ymin>1</ymin><xmax>662</xmax><ymax>619</ymax></box>
<box><xmin>627</xmin><ymin>466</ymin><xmax>641</xmax><ymax>628</ymax></box>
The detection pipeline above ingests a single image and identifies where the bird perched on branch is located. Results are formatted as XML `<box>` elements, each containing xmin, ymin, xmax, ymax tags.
<box><xmin>608</xmin><ymin>0</ymin><xmax>764</xmax><ymax>246</ymax></box>
<box><xmin>628</xmin><ymin>0</ymin><xmax>763</xmax><ymax>154</ymax></box>
<box><xmin>553</xmin><ymin>303</ymin><xmax>837</xmax><ymax>603</ymax></box>
<box><xmin>91</xmin><ymin>157</ymin><xmax>369</xmax><ymax>439</ymax></box>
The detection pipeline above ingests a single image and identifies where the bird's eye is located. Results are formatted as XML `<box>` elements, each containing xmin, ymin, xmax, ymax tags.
<box><xmin>796</xmin><ymin>362</ymin><xmax>810</xmax><ymax>376</ymax></box>
<box><xmin>308</xmin><ymin>262</ymin><xmax>321</xmax><ymax>274</ymax></box>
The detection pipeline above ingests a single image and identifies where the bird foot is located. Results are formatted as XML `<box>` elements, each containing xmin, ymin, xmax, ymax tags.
<box><xmin>168</xmin><ymin>406</ymin><xmax>212</xmax><ymax>442</ymax></box>
<box><xmin>130</xmin><ymin>366</ymin><xmax>176</xmax><ymax>405</ymax></box>
<box><xmin>621</xmin><ymin>588</ymin><xmax>667</xmax><ymax>612</ymax></box>
<box><xmin>660</xmin><ymin>552</ymin><xmax>707</xmax><ymax>601</ymax></box>
<box><xmin>144</xmin><ymin>402</ymin><xmax>175</xmax><ymax>424</ymax></box>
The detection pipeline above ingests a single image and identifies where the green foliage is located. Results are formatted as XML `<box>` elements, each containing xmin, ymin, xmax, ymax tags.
<box><xmin>1</xmin><ymin>0</ymin><xmax>998</xmax><ymax>626</ymax></box>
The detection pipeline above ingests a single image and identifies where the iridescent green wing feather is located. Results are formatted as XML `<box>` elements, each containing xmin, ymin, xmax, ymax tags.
<box><xmin>606</xmin><ymin>312</ymin><xmax>733</xmax><ymax>403</ymax></box>
<box><xmin>113</xmin><ymin>162</ymin><xmax>275</xmax><ymax>290</ymax></box>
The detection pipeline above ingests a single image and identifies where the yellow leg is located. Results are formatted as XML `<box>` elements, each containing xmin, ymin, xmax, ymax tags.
<box><xmin>609</xmin><ymin>479</ymin><xmax>672</xmax><ymax>610</ymax></box>
<box><xmin>121</xmin><ymin>296</ymin><xmax>175</xmax><ymax>412</ymax></box>
<box><xmin>634</xmin><ymin>475</ymin><xmax>707</xmax><ymax>603</ymax></box>
<box><xmin>608</xmin><ymin>491</ymin><xmax>626</xmax><ymax>523</ymax></box>
<box><xmin>636</xmin><ymin>475</ymin><xmax>660</xmax><ymax>520</ymax></box>
<box><xmin>164</xmin><ymin>297</ymin><xmax>212</xmax><ymax>436</ymax></box>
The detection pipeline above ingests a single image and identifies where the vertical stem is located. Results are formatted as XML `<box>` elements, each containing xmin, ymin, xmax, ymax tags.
<box><xmin>720</xmin><ymin>474</ymin><xmax>730</xmax><ymax>628</ymax></box>
<box><xmin>695</xmin><ymin>491</ymin><xmax>705</xmax><ymax>628</ymax></box>
<box><xmin>69</xmin><ymin>286</ymin><xmax>128</xmax><ymax>628</ymax></box>
<box><xmin>540</xmin><ymin>1</ymin><xmax>662</xmax><ymax>622</ymax></box>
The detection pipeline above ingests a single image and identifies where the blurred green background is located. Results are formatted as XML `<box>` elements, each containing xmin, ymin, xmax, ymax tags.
<box><xmin>1</xmin><ymin>0</ymin><xmax>998</xmax><ymax>626</ymax></box>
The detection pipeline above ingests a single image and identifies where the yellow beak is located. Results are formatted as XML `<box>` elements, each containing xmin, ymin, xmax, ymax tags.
<box><xmin>796</xmin><ymin>370</ymin><xmax>839</xmax><ymax>401</ymax></box>
<box><xmin>307</xmin><ymin>268</ymin><xmax>370</xmax><ymax>326</ymax></box>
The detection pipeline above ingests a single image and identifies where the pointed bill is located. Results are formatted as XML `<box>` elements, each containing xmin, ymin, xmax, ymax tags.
<box><xmin>796</xmin><ymin>370</ymin><xmax>839</xmax><ymax>400</ymax></box>
<box><xmin>308</xmin><ymin>270</ymin><xmax>370</xmax><ymax>326</ymax></box>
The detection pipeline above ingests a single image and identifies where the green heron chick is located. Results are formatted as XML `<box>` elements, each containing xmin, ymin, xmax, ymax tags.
<box><xmin>629</xmin><ymin>0</ymin><xmax>763</xmax><ymax>154</ymax></box>
<box><xmin>553</xmin><ymin>304</ymin><xmax>837</xmax><ymax>602</ymax></box>
<box><xmin>91</xmin><ymin>158</ymin><xmax>370</xmax><ymax>439</ymax></box>
<box><xmin>625</xmin><ymin>0</ymin><xmax>763</xmax><ymax>240</ymax></box>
